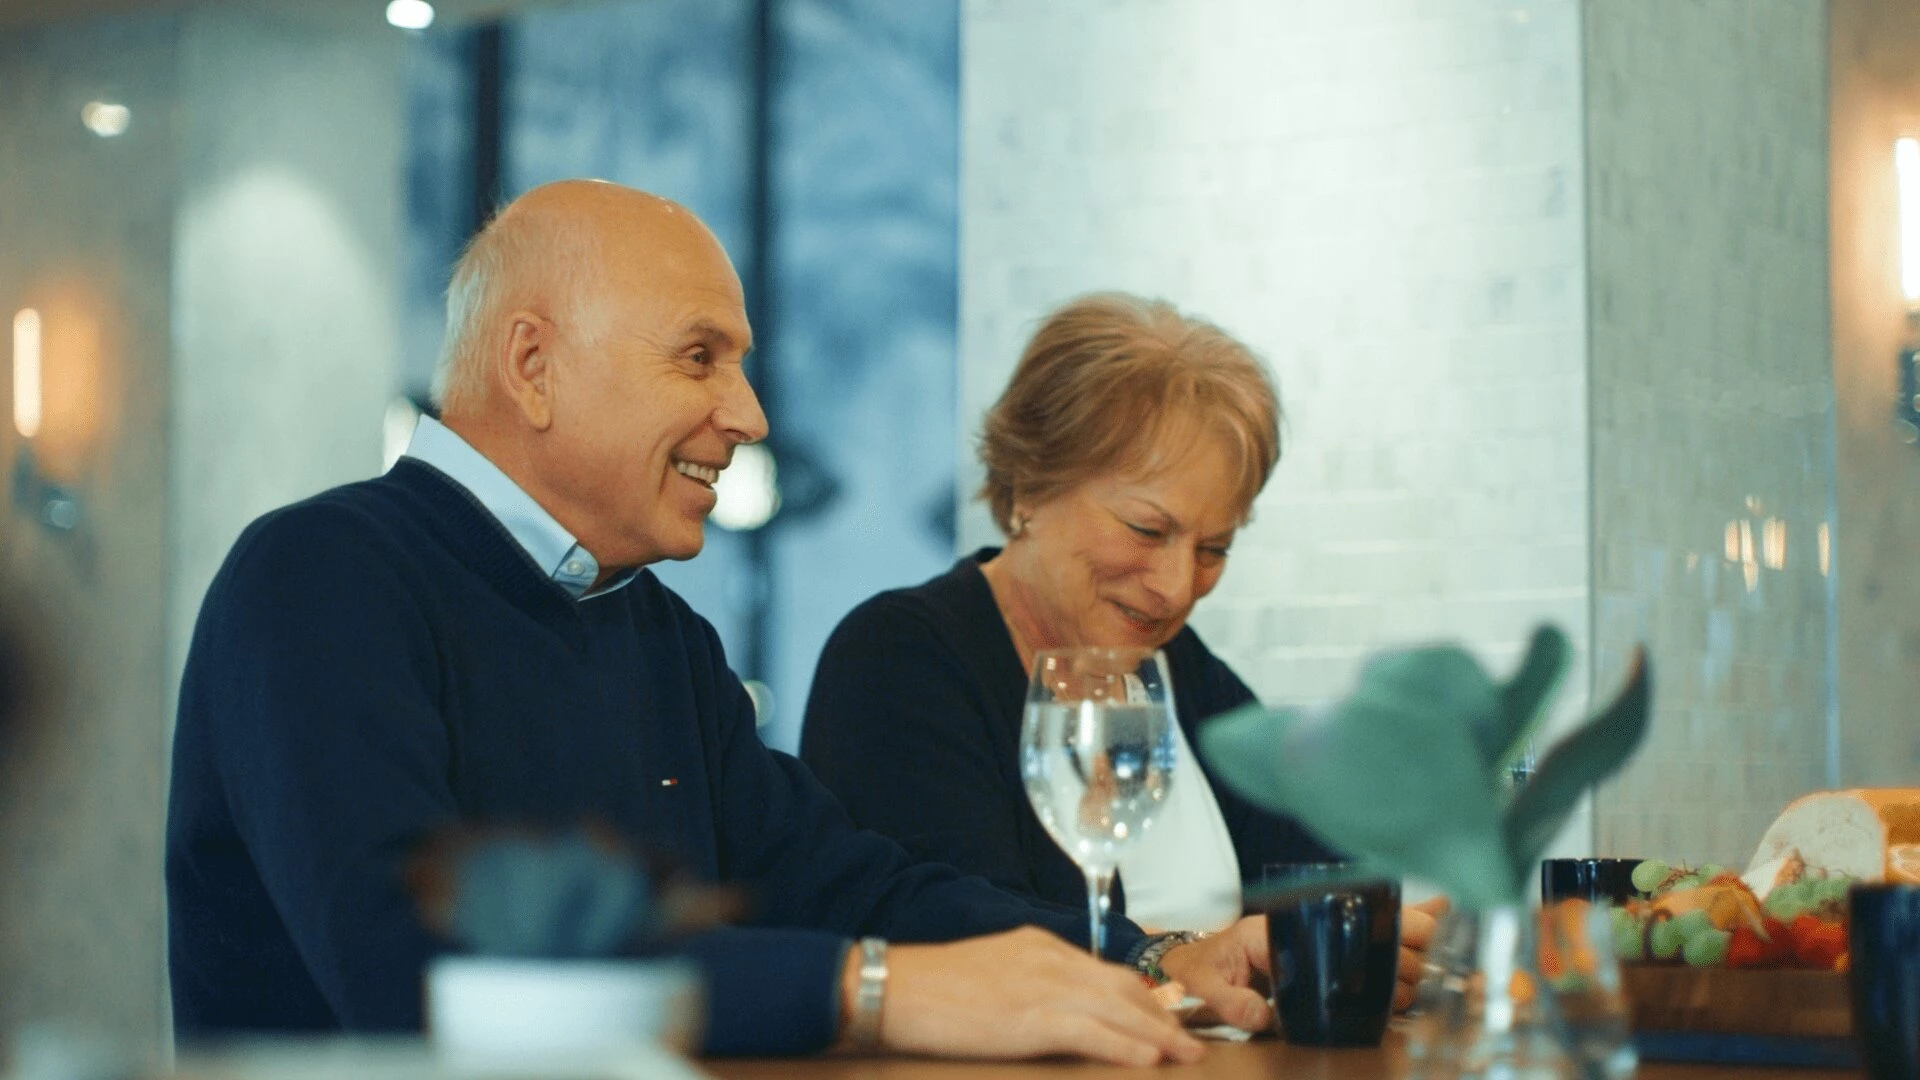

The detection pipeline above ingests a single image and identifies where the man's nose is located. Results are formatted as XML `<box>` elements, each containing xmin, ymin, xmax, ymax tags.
<box><xmin>718</xmin><ymin>367</ymin><xmax>770</xmax><ymax>445</ymax></box>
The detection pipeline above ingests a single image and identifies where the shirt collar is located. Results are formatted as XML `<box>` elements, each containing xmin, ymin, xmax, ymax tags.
<box><xmin>401</xmin><ymin>415</ymin><xmax>636</xmax><ymax>599</ymax></box>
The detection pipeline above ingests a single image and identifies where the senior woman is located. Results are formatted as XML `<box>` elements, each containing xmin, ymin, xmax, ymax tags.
<box><xmin>800</xmin><ymin>293</ymin><xmax>1439</xmax><ymax>1009</ymax></box>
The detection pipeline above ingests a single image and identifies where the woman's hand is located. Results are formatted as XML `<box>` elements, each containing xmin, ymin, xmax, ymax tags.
<box><xmin>1158</xmin><ymin>894</ymin><xmax>1452</xmax><ymax>1028</ymax></box>
<box><xmin>1396</xmin><ymin>896</ymin><xmax>1449</xmax><ymax>1011</ymax></box>
<box><xmin>1155</xmin><ymin>916</ymin><xmax>1274</xmax><ymax>1032</ymax></box>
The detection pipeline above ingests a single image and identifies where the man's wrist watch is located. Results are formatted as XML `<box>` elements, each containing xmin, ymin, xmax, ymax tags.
<box><xmin>845</xmin><ymin>937</ymin><xmax>888</xmax><ymax>1049</ymax></box>
<box><xmin>1130</xmin><ymin>930</ymin><xmax>1208</xmax><ymax>985</ymax></box>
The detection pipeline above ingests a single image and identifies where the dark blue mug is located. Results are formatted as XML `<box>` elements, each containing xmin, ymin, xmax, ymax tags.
<box><xmin>1850</xmin><ymin>883</ymin><xmax>1920</xmax><ymax>1080</ymax></box>
<box><xmin>1540</xmin><ymin>857</ymin><xmax>1644</xmax><ymax>905</ymax></box>
<box><xmin>1260</xmin><ymin>862</ymin><xmax>1401</xmax><ymax>1047</ymax></box>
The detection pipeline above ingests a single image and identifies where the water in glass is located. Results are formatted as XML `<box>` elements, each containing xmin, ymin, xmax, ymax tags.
<box><xmin>1021</xmin><ymin>647</ymin><xmax>1177</xmax><ymax>957</ymax></box>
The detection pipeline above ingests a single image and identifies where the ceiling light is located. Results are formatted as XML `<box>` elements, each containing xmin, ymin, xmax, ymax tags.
<box><xmin>386</xmin><ymin>0</ymin><xmax>435</xmax><ymax>30</ymax></box>
<box><xmin>80</xmin><ymin>101</ymin><xmax>129</xmax><ymax>138</ymax></box>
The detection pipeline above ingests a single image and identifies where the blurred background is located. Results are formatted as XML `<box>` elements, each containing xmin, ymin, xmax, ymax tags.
<box><xmin>0</xmin><ymin>0</ymin><xmax>1916</xmax><ymax>1056</ymax></box>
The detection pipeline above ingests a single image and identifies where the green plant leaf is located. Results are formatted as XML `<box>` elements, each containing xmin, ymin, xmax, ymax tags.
<box><xmin>1486</xmin><ymin>625</ymin><xmax>1570</xmax><ymax>773</ymax></box>
<box><xmin>1501</xmin><ymin>647</ymin><xmax>1653</xmax><ymax>884</ymax></box>
<box><xmin>1200</xmin><ymin>645</ymin><xmax>1518</xmax><ymax>910</ymax></box>
<box><xmin>1201</xmin><ymin>629</ymin><xmax>1654</xmax><ymax>911</ymax></box>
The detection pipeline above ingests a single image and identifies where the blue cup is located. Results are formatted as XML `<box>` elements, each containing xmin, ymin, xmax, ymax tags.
<box><xmin>1260</xmin><ymin>862</ymin><xmax>1401</xmax><ymax>1047</ymax></box>
<box><xmin>1540</xmin><ymin>857</ymin><xmax>1644</xmax><ymax>905</ymax></box>
<box><xmin>1850</xmin><ymin>883</ymin><xmax>1920</xmax><ymax>1080</ymax></box>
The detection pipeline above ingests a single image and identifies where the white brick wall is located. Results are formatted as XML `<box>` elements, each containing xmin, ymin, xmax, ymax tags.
<box><xmin>960</xmin><ymin>0</ymin><xmax>1593</xmax><ymax>725</ymax></box>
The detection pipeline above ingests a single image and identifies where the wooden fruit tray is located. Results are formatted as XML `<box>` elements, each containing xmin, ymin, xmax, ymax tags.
<box><xmin>1621</xmin><ymin>964</ymin><xmax>1857</xmax><ymax>1066</ymax></box>
<box><xmin>1623</xmin><ymin>964</ymin><xmax>1850</xmax><ymax>1036</ymax></box>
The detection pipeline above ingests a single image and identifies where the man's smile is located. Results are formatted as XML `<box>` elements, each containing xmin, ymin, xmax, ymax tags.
<box><xmin>673</xmin><ymin>459</ymin><xmax>722</xmax><ymax>486</ymax></box>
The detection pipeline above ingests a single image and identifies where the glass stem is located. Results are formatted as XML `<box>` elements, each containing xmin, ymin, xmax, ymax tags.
<box><xmin>1086</xmin><ymin>867</ymin><xmax>1115</xmax><ymax>959</ymax></box>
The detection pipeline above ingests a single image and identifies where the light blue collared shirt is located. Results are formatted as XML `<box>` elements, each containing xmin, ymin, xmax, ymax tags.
<box><xmin>401</xmin><ymin>415</ymin><xmax>637</xmax><ymax>600</ymax></box>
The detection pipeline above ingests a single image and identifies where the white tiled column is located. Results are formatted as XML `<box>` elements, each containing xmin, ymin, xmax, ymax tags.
<box><xmin>1584</xmin><ymin>0</ymin><xmax>1833</xmax><ymax>865</ymax></box>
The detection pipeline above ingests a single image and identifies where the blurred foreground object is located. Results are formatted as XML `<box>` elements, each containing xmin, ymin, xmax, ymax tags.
<box><xmin>403</xmin><ymin>825</ymin><xmax>740</xmax><ymax>1065</ymax></box>
<box><xmin>405</xmin><ymin>824</ymin><xmax>743</xmax><ymax>958</ymax></box>
<box><xmin>163</xmin><ymin>1036</ymin><xmax>706</xmax><ymax>1080</ymax></box>
<box><xmin>1200</xmin><ymin>625</ymin><xmax>1650</xmax><ymax>910</ymax></box>
<box><xmin>1200</xmin><ymin>626</ymin><xmax>1651</xmax><ymax>1079</ymax></box>
<box><xmin>1849</xmin><ymin>883</ymin><xmax>1920</xmax><ymax>1080</ymax></box>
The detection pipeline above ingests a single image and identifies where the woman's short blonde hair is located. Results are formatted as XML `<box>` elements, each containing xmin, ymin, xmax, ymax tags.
<box><xmin>977</xmin><ymin>293</ymin><xmax>1282</xmax><ymax>535</ymax></box>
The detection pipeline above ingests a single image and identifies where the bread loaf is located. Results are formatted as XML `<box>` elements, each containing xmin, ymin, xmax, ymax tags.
<box><xmin>1747</xmin><ymin>789</ymin><xmax>1920</xmax><ymax>885</ymax></box>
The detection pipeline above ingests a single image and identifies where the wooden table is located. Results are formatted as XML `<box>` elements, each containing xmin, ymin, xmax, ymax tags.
<box><xmin>706</xmin><ymin>1030</ymin><xmax>1862</xmax><ymax>1079</ymax></box>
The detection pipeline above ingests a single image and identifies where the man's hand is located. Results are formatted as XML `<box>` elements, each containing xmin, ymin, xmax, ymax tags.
<box><xmin>851</xmin><ymin>927</ymin><xmax>1205</xmax><ymax>1066</ymax></box>
<box><xmin>1156</xmin><ymin>916</ymin><xmax>1274</xmax><ymax>1033</ymax></box>
<box><xmin>1396</xmin><ymin>896</ymin><xmax>1449</xmax><ymax>1011</ymax></box>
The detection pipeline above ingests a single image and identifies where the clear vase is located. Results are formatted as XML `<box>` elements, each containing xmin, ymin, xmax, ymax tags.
<box><xmin>1404</xmin><ymin>902</ymin><xmax>1637</xmax><ymax>1080</ymax></box>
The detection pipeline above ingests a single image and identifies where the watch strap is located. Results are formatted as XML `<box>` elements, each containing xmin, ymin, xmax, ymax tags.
<box><xmin>846</xmin><ymin>936</ymin><xmax>888</xmax><ymax>1049</ymax></box>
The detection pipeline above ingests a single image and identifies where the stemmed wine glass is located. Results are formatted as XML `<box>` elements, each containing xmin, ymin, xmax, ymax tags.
<box><xmin>1020</xmin><ymin>646</ymin><xmax>1178</xmax><ymax>958</ymax></box>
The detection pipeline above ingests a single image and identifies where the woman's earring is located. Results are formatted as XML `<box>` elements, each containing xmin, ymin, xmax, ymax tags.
<box><xmin>1009</xmin><ymin>514</ymin><xmax>1029</xmax><ymax>539</ymax></box>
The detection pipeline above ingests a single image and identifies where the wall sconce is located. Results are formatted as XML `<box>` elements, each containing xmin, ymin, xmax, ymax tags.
<box><xmin>1894</xmin><ymin>138</ymin><xmax>1920</xmax><ymax>445</ymax></box>
<box><xmin>11</xmin><ymin>308</ymin><xmax>83</xmax><ymax>533</ymax></box>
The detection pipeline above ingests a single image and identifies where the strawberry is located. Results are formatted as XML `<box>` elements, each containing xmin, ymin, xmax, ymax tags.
<box><xmin>1726</xmin><ymin>926</ymin><xmax>1767</xmax><ymax>968</ymax></box>
<box><xmin>1789</xmin><ymin>914</ymin><xmax>1847</xmax><ymax>970</ymax></box>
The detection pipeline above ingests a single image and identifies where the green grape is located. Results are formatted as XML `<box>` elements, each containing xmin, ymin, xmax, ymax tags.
<box><xmin>1611</xmin><ymin>909</ymin><xmax>1648</xmax><ymax>961</ymax></box>
<box><xmin>1765</xmin><ymin>884</ymin><xmax>1808</xmax><ymax>921</ymax></box>
<box><xmin>1671</xmin><ymin>910</ymin><xmax>1714</xmax><ymax>942</ymax></box>
<box><xmin>1554</xmin><ymin>973</ymin><xmax>1595</xmax><ymax>995</ymax></box>
<box><xmin>1698</xmin><ymin>863</ymin><xmax>1725</xmax><ymax>881</ymax></box>
<box><xmin>1669</xmin><ymin>874</ymin><xmax>1702</xmax><ymax>892</ymax></box>
<box><xmin>1631</xmin><ymin>860</ymin><xmax>1671</xmax><ymax>893</ymax></box>
<box><xmin>1683</xmin><ymin>927</ymin><xmax>1731</xmax><ymax>967</ymax></box>
<box><xmin>1815</xmin><ymin>878</ymin><xmax>1851</xmax><ymax>905</ymax></box>
<box><xmin>1649</xmin><ymin>919</ymin><xmax>1685</xmax><ymax>960</ymax></box>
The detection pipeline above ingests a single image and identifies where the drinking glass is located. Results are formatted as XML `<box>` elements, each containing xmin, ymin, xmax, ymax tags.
<box><xmin>1021</xmin><ymin>646</ymin><xmax>1177</xmax><ymax>958</ymax></box>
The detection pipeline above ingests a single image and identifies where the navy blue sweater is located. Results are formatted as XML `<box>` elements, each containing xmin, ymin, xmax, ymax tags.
<box><xmin>166</xmin><ymin>461</ymin><xmax>1144</xmax><ymax>1055</ymax></box>
<box><xmin>801</xmin><ymin>551</ymin><xmax>1337</xmax><ymax>915</ymax></box>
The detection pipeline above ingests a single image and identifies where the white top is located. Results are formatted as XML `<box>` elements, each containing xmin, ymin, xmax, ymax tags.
<box><xmin>1116</xmin><ymin>715</ymin><xmax>1244</xmax><ymax>932</ymax></box>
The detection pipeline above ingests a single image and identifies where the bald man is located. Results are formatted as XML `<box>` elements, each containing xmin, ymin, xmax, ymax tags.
<box><xmin>166</xmin><ymin>182</ymin><xmax>1280</xmax><ymax>1065</ymax></box>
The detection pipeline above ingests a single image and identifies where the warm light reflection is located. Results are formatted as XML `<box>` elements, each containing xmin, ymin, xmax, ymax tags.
<box><xmin>1899</xmin><ymin>138</ymin><xmax>1920</xmax><ymax>305</ymax></box>
<box><xmin>1762</xmin><ymin>517</ymin><xmax>1786</xmax><ymax>571</ymax></box>
<box><xmin>1724</xmin><ymin>521</ymin><xmax>1739</xmax><ymax>562</ymax></box>
<box><xmin>1739</xmin><ymin>519</ymin><xmax>1754</xmax><ymax>566</ymax></box>
<box><xmin>25</xmin><ymin>283</ymin><xmax>113</xmax><ymax>484</ymax></box>
<box><xmin>80</xmin><ymin>101</ymin><xmax>130</xmax><ymax>138</ymax></box>
<box><xmin>1818</xmin><ymin>521</ymin><xmax>1831</xmax><ymax>577</ymax></box>
<box><xmin>12</xmin><ymin>308</ymin><xmax>40</xmax><ymax>440</ymax></box>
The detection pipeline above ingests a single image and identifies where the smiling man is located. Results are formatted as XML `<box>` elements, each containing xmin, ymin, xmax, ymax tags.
<box><xmin>165</xmin><ymin>181</ymin><xmax>1275</xmax><ymax>1065</ymax></box>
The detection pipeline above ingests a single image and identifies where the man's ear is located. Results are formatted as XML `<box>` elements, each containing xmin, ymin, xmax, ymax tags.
<box><xmin>498</xmin><ymin>311</ymin><xmax>557</xmax><ymax>431</ymax></box>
